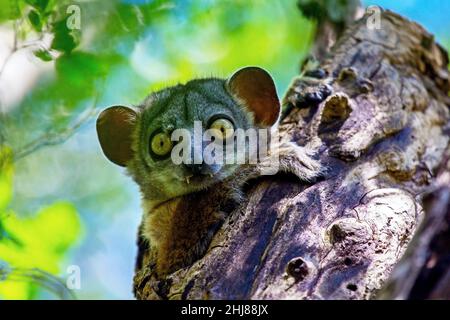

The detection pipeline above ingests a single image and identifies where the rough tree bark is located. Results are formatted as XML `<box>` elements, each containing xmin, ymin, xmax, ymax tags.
<box><xmin>133</xmin><ymin>9</ymin><xmax>450</xmax><ymax>299</ymax></box>
<box><xmin>297</xmin><ymin>0</ymin><xmax>363</xmax><ymax>60</ymax></box>
<box><xmin>379</xmin><ymin>147</ymin><xmax>450</xmax><ymax>299</ymax></box>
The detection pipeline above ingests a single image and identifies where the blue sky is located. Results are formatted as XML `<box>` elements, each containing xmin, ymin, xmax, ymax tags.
<box><xmin>364</xmin><ymin>0</ymin><xmax>450</xmax><ymax>42</ymax></box>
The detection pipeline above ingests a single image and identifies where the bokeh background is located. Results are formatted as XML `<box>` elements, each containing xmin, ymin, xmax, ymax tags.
<box><xmin>0</xmin><ymin>0</ymin><xmax>449</xmax><ymax>299</ymax></box>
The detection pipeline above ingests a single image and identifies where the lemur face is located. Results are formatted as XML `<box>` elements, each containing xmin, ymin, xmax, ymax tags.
<box><xmin>96</xmin><ymin>67</ymin><xmax>280</xmax><ymax>203</ymax></box>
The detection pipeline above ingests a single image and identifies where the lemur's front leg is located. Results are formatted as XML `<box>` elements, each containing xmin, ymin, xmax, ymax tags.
<box><xmin>278</xmin><ymin>142</ymin><xmax>324</xmax><ymax>182</ymax></box>
<box><xmin>258</xmin><ymin>141</ymin><xmax>324</xmax><ymax>182</ymax></box>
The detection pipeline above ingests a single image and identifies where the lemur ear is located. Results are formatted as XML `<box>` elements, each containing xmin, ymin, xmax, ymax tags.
<box><xmin>227</xmin><ymin>66</ymin><xmax>280</xmax><ymax>127</ymax></box>
<box><xmin>96</xmin><ymin>106</ymin><xmax>137</xmax><ymax>167</ymax></box>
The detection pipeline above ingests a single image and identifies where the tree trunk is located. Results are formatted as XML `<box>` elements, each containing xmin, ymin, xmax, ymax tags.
<box><xmin>133</xmin><ymin>9</ymin><xmax>450</xmax><ymax>299</ymax></box>
<box><xmin>379</xmin><ymin>147</ymin><xmax>450</xmax><ymax>299</ymax></box>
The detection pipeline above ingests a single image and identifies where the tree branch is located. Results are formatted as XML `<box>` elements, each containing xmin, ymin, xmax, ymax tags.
<box><xmin>297</xmin><ymin>0</ymin><xmax>363</xmax><ymax>61</ymax></box>
<box><xmin>13</xmin><ymin>102</ymin><xmax>99</xmax><ymax>162</ymax></box>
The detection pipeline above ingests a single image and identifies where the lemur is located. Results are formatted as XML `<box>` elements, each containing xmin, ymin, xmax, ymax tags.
<box><xmin>96</xmin><ymin>67</ymin><xmax>326</xmax><ymax>277</ymax></box>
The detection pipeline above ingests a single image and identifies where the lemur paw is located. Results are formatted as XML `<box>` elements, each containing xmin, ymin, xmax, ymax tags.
<box><xmin>278</xmin><ymin>142</ymin><xmax>325</xmax><ymax>182</ymax></box>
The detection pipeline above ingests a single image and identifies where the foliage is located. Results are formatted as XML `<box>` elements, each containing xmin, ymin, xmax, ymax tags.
<box><xmin>0</xmin><ymin>146</ymin><xmax>82</xmax><ymax>299</ymax></box>
<box><xmin>2</xmin><ymin>0</ymin><xmax>313</xmax><ymax>154</ymax></box>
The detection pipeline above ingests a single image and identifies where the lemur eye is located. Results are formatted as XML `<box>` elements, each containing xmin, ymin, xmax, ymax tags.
<box><xmin>150</xmin><ymin>132</ymin><xmax>173</xmax><ymax>156</ymax></box>
<box><xmin>209</xmin><ymin>118</ymin><xmax>234</xmax><ymax>140</ymax></box>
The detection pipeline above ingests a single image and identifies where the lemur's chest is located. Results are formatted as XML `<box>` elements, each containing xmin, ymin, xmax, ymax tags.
<box><xmin>142</xmin><ymin>195</ymin><xmax>224</xmax><ymax>275</ymax></box>
<box><xmin>142</xmin><ymin>198</ymin><xmax>181</xmax><ymax>250</ymax></box>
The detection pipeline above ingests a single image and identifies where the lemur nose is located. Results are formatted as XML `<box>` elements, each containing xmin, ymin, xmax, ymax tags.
<box><xmin>184</xmin><ymin>163</ymin><xmax>205</xmax><ymax>175</ymax></box>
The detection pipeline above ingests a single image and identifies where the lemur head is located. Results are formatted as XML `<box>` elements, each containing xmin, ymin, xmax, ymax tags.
<box><xmin>96</xmin><ymin>67</ymin><xmax>280</xmax><ymax>204</ymax></box>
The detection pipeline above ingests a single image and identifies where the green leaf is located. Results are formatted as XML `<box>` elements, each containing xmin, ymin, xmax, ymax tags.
<box><xmin>0</xmin><ymin>146</ymin><xmax>13</xmax><ymax>212</ymax></box>
<box><xmin>54</xmin><ymin>51</ymin><xmax>121</xmax><ymax>103</ymax></box>
<box><xmin>0</xmin><ymin>220</ymin><xmax>4</xmax><ymax>240</ymax></box>
<box><xmin>30</xmin><ymin>202</ymin><xmax>82</xmax><ymax>254</ymax></box>
<box><xmin>34</xmin><ymin>49</ymin><xmax>53</xmax><ymax>61</ymax></box>
<box><xmin>25</xmin><ymin>0</ymin><xmax>49</xmax><ymax>13</ymax></box>
<box><xmin>0</xmin><ymin>200</ymin><xmax>82</xmax><ymax>300</ymax></box>
<box><xmin>28</xmin><ymin>9</ymin><xmax>42</xmax><ymax>32</ymax></box>
<box><xmin>0</xmin><ymin>201</ymin><xmax>82</xmax><ymax>271</ymax></box>
<box><xmin>56</xmin><ymin>51</ymin><xmax>111</xmax><ymax>79</ymax></box>
<box><xmin>51</xmin><ymin>19</ymin><xmax>78</xmax><ymax>54</ymax></box>
<box><xmin>0</xmin><ymin>0</ymin><xmax>21</xmax><ymax>22</ymax></box>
